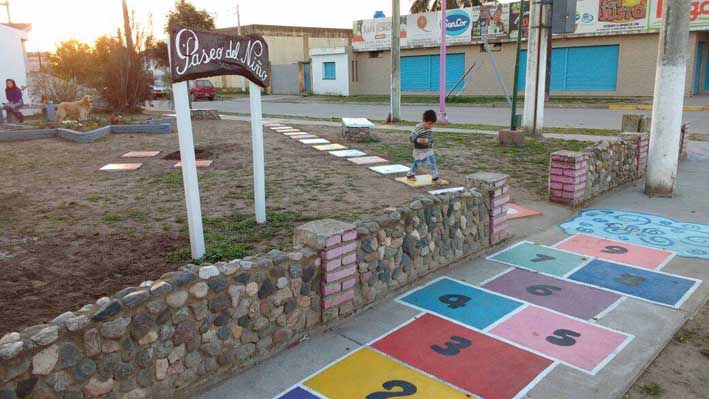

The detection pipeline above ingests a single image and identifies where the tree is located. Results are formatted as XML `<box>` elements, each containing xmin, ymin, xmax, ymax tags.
<box><xmin>410</xmin><ymin>0</ymin><xmax>481</xmax><ymax>13</ymax></box>
<box><xmin>166</xmin><ymin>0</ymin><xmax>215</xmax><ymax>32</ymax></box>
<box><xmin>49</xmin><ymin>40</ymin><xmax>94</xmax><ymax>82</ymax></box>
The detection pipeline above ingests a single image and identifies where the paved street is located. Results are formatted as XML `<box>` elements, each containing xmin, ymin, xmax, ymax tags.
<box><xmin>149</xmin><ymin>96</ymin><xmax>709</xmax><ymax>134</ymax></box>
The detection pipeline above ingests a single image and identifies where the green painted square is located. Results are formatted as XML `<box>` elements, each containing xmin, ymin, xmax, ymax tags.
<box><xmin>489</xmin><ymin>242</ymin><xmax>590</xmax><ymax>277</ymax></box>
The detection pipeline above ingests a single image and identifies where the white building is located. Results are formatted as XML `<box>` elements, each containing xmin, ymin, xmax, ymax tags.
<box><xmin>0</xmin><ymin>23</ymin><xmax>31</xmax><ymax>93</ymax></box>
<box><xmin>309</xmin><ymin>47</ymin><xmax>350</xmax><ymax>96</ymax></box>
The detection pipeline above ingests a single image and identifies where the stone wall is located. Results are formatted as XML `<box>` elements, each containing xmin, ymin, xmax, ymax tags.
<box><xmin>549</xmin><ymin>134</ymin><xmax>649</xmax><ymax>206</ymax></box>
<box><xmin>0</xmin><ymin>175</ymin><xmax>508</xmax><ymax>399</ymax></box>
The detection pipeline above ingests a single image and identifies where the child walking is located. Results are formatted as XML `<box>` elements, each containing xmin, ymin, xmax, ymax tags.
<box><xmin>407</xmin><ymin>109</ymin><xmax>440</xmax><ymax>182</ymax></box>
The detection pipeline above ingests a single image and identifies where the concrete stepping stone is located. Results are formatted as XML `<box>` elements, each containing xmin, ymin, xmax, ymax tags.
<box><xmin>283</xmin><ymin>132</ymin><xmax>309</xmax><ymax>136</ymax></box>
<box><xmin>395</xmin><ymin>175</ymin><xmax>449</xmax><ymax>187</ymax></box>
<box><xmin>277</xmin><ymin>129</ymin><xmax>302</xmax><ymax>133</ymax></box>
<box><xmin>174</xmin><ymin>160</ymin><xmax>214</xmax><ymax>168</ymax></box>
<box><xmin>300</xmin><ymin>139</ymin><xmax>330</xmax><ymax>145</ymax></box>
<box><xmin>290</xmin><ymin>134</ymin><xmax>318</xmax><ymax>140</ymax></box>
<box><xmin>348</xmin><ymin>156</ymin><xmax>389</xmax><ymax>165</ymax></box>
<box><xmin>369</xmin><ymin>164</ymin><xmax>411</xmax><ymax>175</ymax></box>
<box><xmin>329</xmin><ymin>149</ymin><xmax>367</xmax><ymax>158</ymax></box>
<box><xmin>121</xmin><ymin>151</ymin><xmax>161</xmax><ymax>158</ymax></box>
<box><xmin>429</xmin><ymin>187</ymin><xmax>465</xmax><ymax>195</ymax></box>
<box><xmin>313</xmin><ymin>144</ymin><xmax>347</xmax><ymax>151</ymax></box>
<box><xmin>100</xmin><ymin>163</ymin><xmax>142</xmax><ymax>171</ymax></box>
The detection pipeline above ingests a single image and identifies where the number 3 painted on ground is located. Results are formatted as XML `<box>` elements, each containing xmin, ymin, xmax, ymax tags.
<box><xmin>431</xmin><ymin>335</ymin><xmax>472</xmax><ymax>356</ymax></box>
<box><xmin>366</xmin><ymin>380</ymin><xmax>417</xmax><ymax>398</ymax></box>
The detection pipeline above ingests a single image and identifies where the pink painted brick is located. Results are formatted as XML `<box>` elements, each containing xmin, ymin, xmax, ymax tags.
<box><xmin>322</xmin><ymin>257</ymin><xmax>342</xmax><ymax>272</ymax></box>
<box><xmin>550</xmin><ymin>182</ymin><xmax>564</xmax><ymax>190</ymax></box>
<box><xmin>341</xmin><ymin>278</ymin><xmax>356</xmax><ymax>291</ymax></box>
<box><xmin>492</xmin><ymin>215</ymin><xmax>508</xmax><ymax>226</ymax></box>
<box><xmin>323</xmin><ymin>289</ymin><xmax>354</xmax><ymax>309</ymax></box>
<box><xmin>325</xmin><ymin>234</ymin><xmax>342</xmax><ymax>248</ymax></box>
<box><xmin>491</xmin><ymin>206</ymin><xmax>506</xmax><ymax>216</ymax></box>
<box><xmin>322</xmin><ymin>282</ymin><xmax>342</xmax><ymax>296</ymax></box>
<box><xmin>342</xmin><ymin>253</ymin><xmax>357</xmax><ymax>266</ymax></box>
<box><xmin>551</xmin><ymin>190</ymin><xmax>583</xmax><ymax>199</ymax></box>
<box><xmin>552</xmin><ymin>174</ymin><xmax>586</xmax><ymax>184</ymax></box>
<box><xmin>324</xmin><ymin>265</ymin><xmax>356</xmax><ymax>283</ymax></box>
<box><xmin>321</xmin><ymin>241</ymin><xmax>358</xmax><ymax>260</ymax></box>
<box><xmin>341</xmin><ymin>230</ymin><xmax>357</xmax><ymax>242</ymax></box>
<box><xmin>550</xmin><ymin>161</ymin><xmax>575</xmax><ymax>169</ymax></box>
<box><xmin>551</xmin><ymin>155</ymin><xmax>583</xmax><ymax>163</ymax></box>
<box><xmin>562</xmin><ymin>168</ymin><xmax>587</xmax><ymax>178</ymax></box>
<box><xmin>492</xmin><ymin>195</ymin><xmax>510</xmax><ymax>208</ymax></box>
<box><xmin>563</xmin><ymin>183</ymin><xmax>586</xmax><ymax>192</ymax></box>
<box><xmin>490</xmin><ymin>224</ymin><xmax>509</xmax><ymax>235</ymax></box>
<box><xmin>360</xmin><ymin>271</ymin><xmax>373</xmax><ymax>284</ymax></box>
<box><xmin>550</xmin><ymin>167</ymin><xmax>564</xmax><ymax>176</ymax></box>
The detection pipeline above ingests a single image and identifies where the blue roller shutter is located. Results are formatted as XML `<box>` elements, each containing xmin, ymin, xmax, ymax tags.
<box><xmin>517</xmin><ymin>45</ymin><xmax>619</xmax><ymax>91</ymax></box>
<box><xmin>402</xmin><ymin>53</ymin><xmax>465</xmax><ymax>92</ymax></box>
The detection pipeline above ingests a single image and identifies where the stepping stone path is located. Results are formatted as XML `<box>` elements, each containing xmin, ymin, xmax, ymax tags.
<box><xmin>100</xmin><ymin>163</ymin><xmax>143</xmax><ymax>171</ymax></box>
<box><xmin>263</xmin><ymin>120</ymin><xmax>451</xmax><ymax>192</ymax></box>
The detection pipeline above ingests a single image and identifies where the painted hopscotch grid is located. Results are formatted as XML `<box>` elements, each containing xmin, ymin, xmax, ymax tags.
<box><xmin>488</xmin><ymin>241</ymin><xmax>702</xmax><ymax>309</ymax></box>
<box><xmin>396</xmin><ymin>276</ymin><xmax>634</xmax><ymax>375</ymax></box>
<box><xmin>553</xmin><ymin>233</ymin><xmax>677</xmax><ymax>270</ymax></box>
<box><xmin>487</xmin><ymin>241</ymin><xmax>594</xmax><ymax>278</ymax></box>
<box><xmin>370</xmin><ymin>313</ymin><xmax>555</xmax><ymax>399</ymax></box>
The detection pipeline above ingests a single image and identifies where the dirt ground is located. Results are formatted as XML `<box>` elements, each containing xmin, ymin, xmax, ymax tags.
<box><xmin>0</xmin><ymin>118</ymin><xmax>586</xmax><ymax>335</ymax></box>
<box><xmin>625</xmin><ymin>301</ymin><xmax>709</xmax><ymax>399</ymax></box>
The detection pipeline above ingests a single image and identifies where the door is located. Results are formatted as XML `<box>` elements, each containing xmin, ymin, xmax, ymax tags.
<box><xmin>705</xmin><ymin>45</ymin><xmax>709</xmax><ymax>91</ymax></box>
<box><xmin>693</xmin><ymin>42</ymin><xmax>704</xmax><ymax>95</ymax></box>
<box><xmin>304</xmin><ymin>62</ymin><xmax>312</xmax><ymax>94</ymax></box>
<box><xmin>401</xmin><ymin>54</ymin><xmax>465</xmax><ymax>92</ymax></box>
<box><xmin>518</xmin><ymin>45</ymin><xmax>620</xmax><ymax>91</ymax></box>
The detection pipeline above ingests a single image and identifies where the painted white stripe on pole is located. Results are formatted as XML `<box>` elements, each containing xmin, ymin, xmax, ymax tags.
<box><xmin>172</xmin><ymin>81</ymin><xmax>206</xmax><ymax>259</ymax></box>
<box><xmin>250</xmin><ymin>82</ymin><xmax>267</xmax><ymax>224</ymax></box>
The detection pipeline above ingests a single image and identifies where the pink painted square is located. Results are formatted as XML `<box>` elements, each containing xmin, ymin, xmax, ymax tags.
<box><xmin>490</xmin><ymin>306</ymin><xmax>630</xmax><ymax>373</ymax></box>
<box><xmin>100</xmin><ymin>163</ymin><xmax>142</xmax><ymax>171</ymax></box>
<box><xmin>554</xmin><ymin>234</ymin><xmax>675</xmax><ymax>270</ymax></box>
<box><xmin>121</xmin><ymin>151</ymin><xmax>160</xmax><ymax>158</ymax></box>
<box><xmin>174</xmin><ymin>160</ymin><xmax>213</xmax><ymax>168</ymax></box>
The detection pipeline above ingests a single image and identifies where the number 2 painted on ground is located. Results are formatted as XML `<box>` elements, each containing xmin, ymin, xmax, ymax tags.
<box><xmin>431</xmin><ymin>336</ymin><xmax>472</xmax><ymax>356</ymax></box>
<box><xmin>366</xmin><ymin>380</ymin><xmax>417</xmax><ymax>399</ymax></box>
<box><xmin>439</xmin><ymin>294</ymin><xmax>471</xmax><ymax>309</ymax></box>
<box><xmin>526</xmin><ymin>285</ymin><xmax>562</xmax><ymax>296</ymax></box>
<box><xmin>531</xmin><ymin>254</ymin><xmax>555</xmax><ymax>263</ymax></box>
<box><xmin>602</xmin><ymin>245</ymin><xmax>628</xmax><ymax>255</ymax></box>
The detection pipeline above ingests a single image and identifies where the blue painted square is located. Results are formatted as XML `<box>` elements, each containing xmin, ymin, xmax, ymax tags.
<box><xmin>277</xmin><ymin>386</ymin><xmax>320</xmax><ymax>399</ymax></box>
<box><xmin>568</xmin><ymin>259</ymin><xmax>698</xmax><ymax>307</ymax></box>
<box><xmin>399</xmin><ymin>278</ymin><xmax>524</xmax><ymax>330</ymax></box>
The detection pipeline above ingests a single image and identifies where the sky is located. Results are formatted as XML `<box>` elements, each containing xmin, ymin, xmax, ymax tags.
<box><xmin>7</xmin><ymin>0</ymin><xmax>418</xmax><ymax>52</ymax></box>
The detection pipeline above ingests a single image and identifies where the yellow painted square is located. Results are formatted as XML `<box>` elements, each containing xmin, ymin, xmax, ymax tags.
<box><xmin>313</xmin><ymin>144</ymin><xmax>347</xmax><ymax>151</ymax></box>
<box><xmin>395</xmin><ymin>175</ymin><xmax>449</xmax><ymax>187</ymax></box>
<box><xmin>305</xmin><ymin>348</ymin><xmax>472</xmax><ymax>399</ymax></box>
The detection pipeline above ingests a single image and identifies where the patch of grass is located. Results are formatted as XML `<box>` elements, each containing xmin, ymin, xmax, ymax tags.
<box><xmin>86</xmin><ymin>195</ymin><xmax>103</xmax><ymax>203</ymax></box>
<box><xmin>637</xmin><ymin>383</ymin><xmax>664</xmax><ymax>397</ymax></box>
<box><xmin>103</xmin><ymin>213</ymin><xmax>126</xmax><ymax>223</ymax></box>
<box><xmin>152</xmin><ymin>173</ymin><xmax>184</xmax><ymax>190</ymax></box>
<box><xmin>701</xmin><ymin>348</ymin><xmax>709</xmax><ymax>357</ymax></box>
<box><xmin>167</xmin><ymin>210</ymin><xmax>316</xmax><ymax>264</ymax></box>
<box><xmin>673</xmin><ymin>328</ymin><xmax>696</xmax><ymax>343</ymax></box>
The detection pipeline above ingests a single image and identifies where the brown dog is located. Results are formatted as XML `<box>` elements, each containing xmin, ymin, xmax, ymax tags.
<box><xmin>56</xmin><ymin>95</ymin><xmax>93</xmax><ymax>123</ymax></box>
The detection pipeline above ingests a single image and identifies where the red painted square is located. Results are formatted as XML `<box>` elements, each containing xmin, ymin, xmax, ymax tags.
<box><xmin>371</xmin><ymin>314</ymin><xmax>553</xmax><ymax>399</ymax></box>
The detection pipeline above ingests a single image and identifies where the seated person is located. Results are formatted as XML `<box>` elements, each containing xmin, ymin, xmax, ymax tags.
<box><xmin>4</xmin><ymin>79</ymin><xmax>24</xmax><ymax>123</ymax></box>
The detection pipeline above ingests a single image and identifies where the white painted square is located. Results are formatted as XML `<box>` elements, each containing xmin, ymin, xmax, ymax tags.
<box><xmin>369</xmin><ymin>164</ymin><xmax>411</xmax><ymax>175</ymax></box>
<box><xmin>300</xmin><ymin>139</ymin><xmax>330</xmax><ymax>145</ymax></box>
<box><xmin>329</xmin><ymin>150</ymin><xmax>367</xmax><ymax>158</ymax></box>
<box><xmin>429</xmin><ymin>187</ymin><xmax>465</xmax><ymax>195</ymax></box>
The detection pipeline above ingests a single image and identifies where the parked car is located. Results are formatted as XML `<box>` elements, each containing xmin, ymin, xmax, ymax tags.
<box><xmin>152</xmin><ymin>78</ymin><xmax>169</xmax><ymax>98</ymax></box>
<box><xmin>189</xmin><ymin>79</ymin><xmax>216</xmax><ymax>101</ymax></box>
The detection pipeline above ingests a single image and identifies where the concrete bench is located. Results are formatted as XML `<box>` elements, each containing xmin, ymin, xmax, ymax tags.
<box><xmin>1</xmin><ymin>103</ymin><xmax>57</xmax><ymax>124</ymax></box>
<box><xmin>341</xmin><ymin>118</ymin><xmax>375</xmax><ymax>142</ymax></box>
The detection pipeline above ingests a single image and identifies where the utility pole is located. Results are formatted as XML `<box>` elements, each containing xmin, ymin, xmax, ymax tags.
<box><xmin>438</xmin><ymin>0</ymin><xmax>448</xmax><ymax>124</ymax></box>
<box><xmin>522</xmin><ymin>0</ymin><xmax>551</xmax><ymax>137</ymax></box>
<box><xmin>510</xmin><ymin>1</ymin><xmax>526</xmax><ymax>130</ymax></box>
<box><xmin>645</xmin><ymin>0</ymin><xmax>691</xmax><ymax>197</ymax></box>
<box><xmin>389</xmin><ymin>0</ymin><xmax>401</xmax><ymax>123</ymax></box>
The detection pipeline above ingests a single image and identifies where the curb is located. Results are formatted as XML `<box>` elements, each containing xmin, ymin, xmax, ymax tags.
<box><xmin>609</xmin><ymin>104</ymin><xmax>709</xmax><ymax>112</ymax></box>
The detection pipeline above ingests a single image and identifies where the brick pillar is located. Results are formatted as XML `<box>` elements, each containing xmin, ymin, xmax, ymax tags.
<box><xmin>549</xmin><ymin>151</ymin><xmax>588</xmax><ymax>206</ymax></box>
<box><xmin>621</xmin><ymin>133</ymin><xmax>649</xmax><ymax>177</ymax></box>
<box><xmin>465</xmin><ymin>172</ymin><xmax>511</xmax><ymax>246</ymax></box>
<box><xmin>294</xmin><ymin>219</ymin><xmax>358</xmax><ymax>323</ymax></box>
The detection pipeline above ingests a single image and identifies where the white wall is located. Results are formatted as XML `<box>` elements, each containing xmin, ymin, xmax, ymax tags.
<box><xmin>0</xmin><ymin>25</ymin><xmax>29</xmax><ymax>95</ymax></box>
<box><xmin>310</xmin><ymin>48</ymin><xmax>349</xmax><ymax>96</ymax></box>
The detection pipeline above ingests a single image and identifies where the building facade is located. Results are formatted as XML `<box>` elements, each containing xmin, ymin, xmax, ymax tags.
<box><xmin>212</xmin><ymin>24</ymin><xmax>351</xmax><ymax>95</ymax></box>
<box><xmin>0</xmin><ymin>23</ymin><xmax>30</xmax><ymax>93</ymax></box>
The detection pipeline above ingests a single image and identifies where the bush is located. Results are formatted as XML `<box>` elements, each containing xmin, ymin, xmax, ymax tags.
<box><xmin>27</xmin><ymin>73</ymin><xmax>95</xmax><ymax>104</ymax></box>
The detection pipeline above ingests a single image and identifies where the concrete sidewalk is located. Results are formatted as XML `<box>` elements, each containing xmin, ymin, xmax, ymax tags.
<box><xmin>195</xmin><ymin>145</ymin><xmax>708</xmax><ymax>398</ymax></box>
